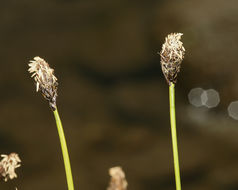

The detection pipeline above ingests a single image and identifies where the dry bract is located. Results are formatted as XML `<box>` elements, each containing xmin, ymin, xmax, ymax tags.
<box><xmin>160</xmin><ymin>33</ymin><xmax>185</xmax><ymax>85</ymax></box>
<box><xmin>28</xmin><ymin>56</ymin><xmax>58</xmax><ymax>110</ymax></box>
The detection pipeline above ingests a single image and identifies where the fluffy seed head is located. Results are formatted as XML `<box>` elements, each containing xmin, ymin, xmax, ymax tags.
<box><xmin>28</xmin><ymin>57</ymin><xmax>58</xmax><ymax>110</ymax></box>
<box><xmin>160</xmin><ymin>33</ymin><xmax>185</xmax><ymax>85</ymax></box>
<box><xmin>0</xmin><ymin>153</ymin><xmax>21</xmax><ymax>181</ymax></box>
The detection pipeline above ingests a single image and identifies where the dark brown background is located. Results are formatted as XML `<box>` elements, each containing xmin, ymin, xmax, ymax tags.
<box><xmin>1</xmin><ymin>0</ymin><xmax>238</xmax><ymax>190</ymax></box>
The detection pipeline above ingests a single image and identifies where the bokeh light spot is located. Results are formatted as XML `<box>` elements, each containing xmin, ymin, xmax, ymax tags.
<box><xmin>228</xmin><ymin>101</ymin><xmax>238</xmax><ymax>120</ymax></box>
<box><xmin>202</xmin><ymin>89</ymin><xmax>220</xmax><ymax>108</ymax></box>
<box><xmin>188</xmin><ymin>88</ymin><xmax>205</xmax><ymax>107</ymax></box>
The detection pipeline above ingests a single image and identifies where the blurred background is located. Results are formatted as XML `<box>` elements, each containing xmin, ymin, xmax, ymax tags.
<box><xmin>1</xmin><ymin>0</ymin><xmax>238</xmax><ymax>189</ymax></box>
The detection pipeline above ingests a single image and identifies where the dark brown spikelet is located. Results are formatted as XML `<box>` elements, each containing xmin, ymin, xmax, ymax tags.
<box><xmin>160</xmin><ymin>33</ymin><xmax>185</xmax><ymax>85</ymax></box>
<box><xmin>28</xmin><ymin>57</ymin><xmax>58</xmax><ymax>110</ymax></box>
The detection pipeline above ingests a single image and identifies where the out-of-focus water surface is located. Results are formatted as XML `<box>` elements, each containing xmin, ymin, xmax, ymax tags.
<box><xmin>1</xmin><ymin>0</ymin><xmax>238</xmax><ymax>189</ymax></box>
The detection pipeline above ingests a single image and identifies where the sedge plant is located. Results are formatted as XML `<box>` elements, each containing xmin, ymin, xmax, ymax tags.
<box><xmin>28</xmin><ymin>57</ymin><xmax>74</xmax><ymax>190</ymax></box>
<box><xmin>159</xmin><ymin>33</ymin><xmax>185</xmax><ymax>190</ymax></box>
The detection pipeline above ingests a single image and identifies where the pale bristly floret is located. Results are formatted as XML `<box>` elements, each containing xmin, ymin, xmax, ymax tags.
<box><xmin>107</xmin><ymin>167</ymin><xmax>128</xmax><ymax>190</ymax></box>
<box><xmin>0</xmin><ymin>153</ymin><xmax>21</xmax><ymax>181</ymax></box>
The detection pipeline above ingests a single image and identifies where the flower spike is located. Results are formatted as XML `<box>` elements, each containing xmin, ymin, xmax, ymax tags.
<box><xmin>0</xmin><ymin>153</ymin><xmax>21</xmax><ymax>181</ymax></box>
<box><xmin>160</xmin><ymin>33</ymin><xmax>185</xmax><ymax>85</ymax></box>
<box><xmin>28</xmin><ymin>57</ymin><xmax>58</xmax><ymax>110</ymax></box>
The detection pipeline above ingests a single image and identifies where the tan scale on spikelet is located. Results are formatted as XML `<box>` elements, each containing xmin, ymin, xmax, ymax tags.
<box><xmin>0</xmin><ymin>153</ymin><xmax>21</xmax><ymax>182</ymax></box>
<box><xmin>160</xmin><ymin>33</ymin><xmax>185</xmax><ymax>85</ymax></box>
<box><xmin>28</xmin><ymin>57</ymin><xmax>58</xmax><ymax>110</ymax></box>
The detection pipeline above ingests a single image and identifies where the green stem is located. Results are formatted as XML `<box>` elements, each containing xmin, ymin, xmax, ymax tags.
<box><xmin>53</xmin><ymin>108</ymin><xmax>74</xmax><ymax>190</ymax></box>
<box><xmin>169</xmin><ymin>83</ymin><xmax>181</xmax><ymax>190</ymax></box>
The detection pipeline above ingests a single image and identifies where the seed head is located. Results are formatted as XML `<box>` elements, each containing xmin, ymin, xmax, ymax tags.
<box><xmin>107</xmin><ymin>166</ymin><xmax>128</xmax><ymax>190</ymax></box>
<box><xmin>160</xmin><ymin>33</ymin><xmax>185</xmax><ymax>85</ymax></box>
<box><xmin>0</xmin><ymin>153</ymin><xmax>21</xmax><ymax>182</ymax></box>
<box><xmin>28</xmin><ymin>57</ymin><xmax>58</xmax><ymax>110</ymax></box>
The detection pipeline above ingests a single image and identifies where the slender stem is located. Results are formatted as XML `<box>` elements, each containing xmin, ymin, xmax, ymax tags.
<box><xmin>53</xmin><ymin>108</ymin><xmax>74</xmax><ymax>190</ymax></box>
<box><xmin>169</xmin><ymin>83</ymin><xmax>182</xmax><ymax>190</ymax></box>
